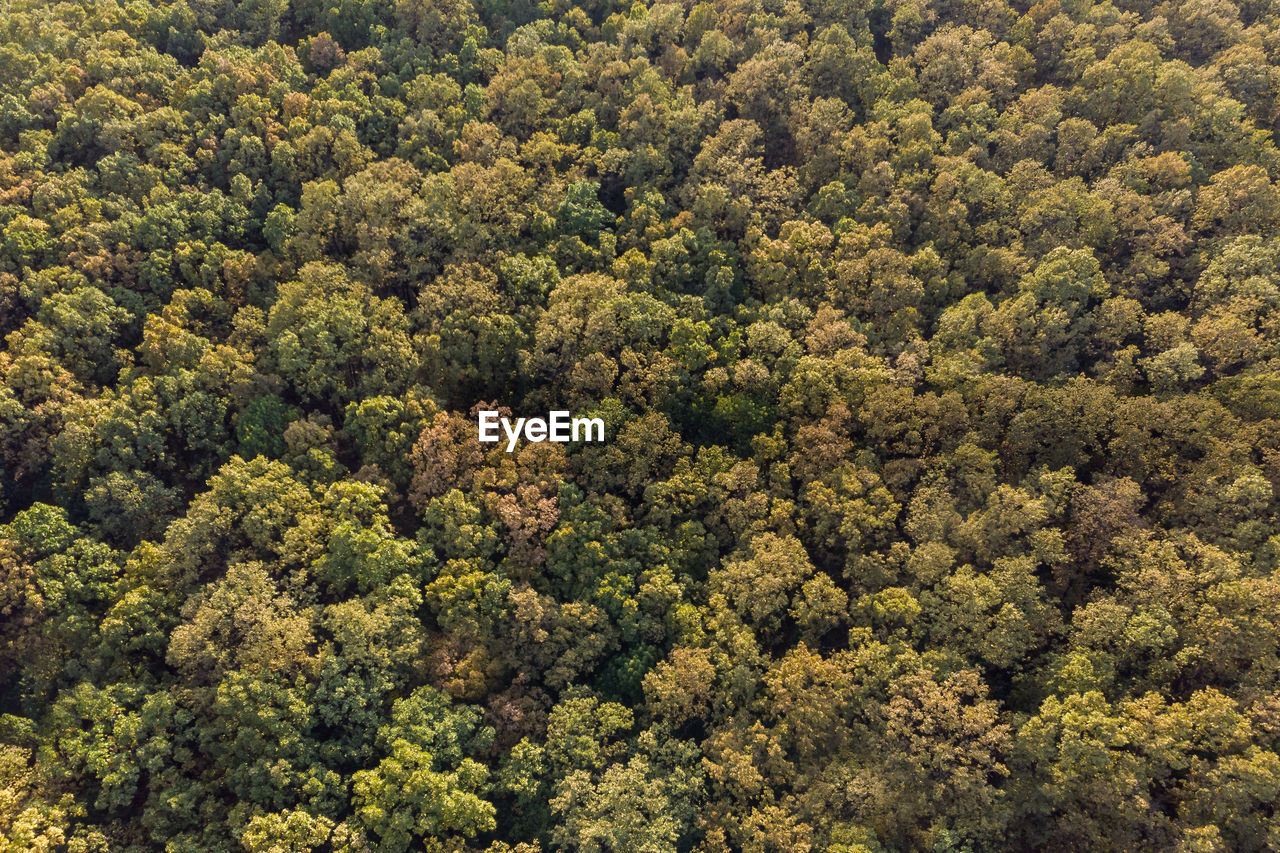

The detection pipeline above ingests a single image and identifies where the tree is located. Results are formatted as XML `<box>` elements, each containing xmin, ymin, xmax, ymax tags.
<box><xmin>264</xmin><ymin>262</ymin><xmax>418</xmax><ymax>407</ymax></box>
<box><xmin>352</xmin><ymin>686</ymin><xmax>496</xmax><ymax>850</ymax></box>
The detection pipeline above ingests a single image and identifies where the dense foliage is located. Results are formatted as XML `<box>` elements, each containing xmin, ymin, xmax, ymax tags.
<box><xmin>3</xmin><ymin>0</ymin><xmax>1280</xmax><ymax>848</ymax></box>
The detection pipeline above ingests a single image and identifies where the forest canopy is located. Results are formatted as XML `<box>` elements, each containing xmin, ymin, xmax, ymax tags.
<box><xmin>3</xmin><ymin>0</ymin><xmax>1280</xmax><ymax>849</ymax></box>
